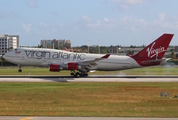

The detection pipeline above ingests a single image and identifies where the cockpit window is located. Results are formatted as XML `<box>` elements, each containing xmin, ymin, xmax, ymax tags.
<box><xmin>14</xmin><ymin>49</ymin><xmax>21</xmax><ymax>54</ymax></box>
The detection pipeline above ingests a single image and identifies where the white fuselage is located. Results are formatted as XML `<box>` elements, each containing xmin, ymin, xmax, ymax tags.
<box><xmin>4</xmin><ymin>48</ymin><xmax>141</xmax><ymax>71</ymax></box>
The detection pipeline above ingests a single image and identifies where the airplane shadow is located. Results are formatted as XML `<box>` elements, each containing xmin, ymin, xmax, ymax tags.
<box><xmin>43</xmin><ymin>77</ymin><xmax>77</xmax><ymax>82</ymax></box>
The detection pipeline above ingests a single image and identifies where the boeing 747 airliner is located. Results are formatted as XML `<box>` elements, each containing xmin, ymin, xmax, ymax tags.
<box><xmin>3</xmin><ymin>34</ymin><xmax>174</xmax><ymax>77</ymax></box>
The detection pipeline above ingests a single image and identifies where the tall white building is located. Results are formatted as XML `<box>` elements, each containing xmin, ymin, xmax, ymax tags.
<box><xmin>0</xmin><ymin>34</ymin><xmax>20</xmax><ymax>55</ymax></box>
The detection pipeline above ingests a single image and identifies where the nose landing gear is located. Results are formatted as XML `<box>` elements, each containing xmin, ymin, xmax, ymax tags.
<box><xmin>18</xmin><ymin>65</ymin><xmax>22</xmax><ymax>73</ymax></box>
<box><xmin>18</xmin><ymin>69</ymin><xmax>22</xmax><ymax>72</ymax></box>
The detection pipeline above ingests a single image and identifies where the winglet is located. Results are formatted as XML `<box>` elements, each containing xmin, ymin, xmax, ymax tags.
<box><xmin>101</xmin><ymin>54</ymin><xmax>110</xmax><ymax>59</ymax></box>
<box><xmin>81</xmin><ymin>54</ymin><xmax>111</xmax><ymax>65</ymax></box>
<box><xmin>95</xmin><ymin>54</ymin><xmax>110</xmax><ymax>61</ymax></box>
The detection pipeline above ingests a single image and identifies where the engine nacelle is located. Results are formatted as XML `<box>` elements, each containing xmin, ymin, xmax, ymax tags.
<box><xmin>49</xmin><ymin>64</ymin><xmax>60</xmax><ymax>72</ymax></box>
<box><xmin>68</xmin><ymin>62</ymin><xmax>81</xmax><ymax>70</ymax></box>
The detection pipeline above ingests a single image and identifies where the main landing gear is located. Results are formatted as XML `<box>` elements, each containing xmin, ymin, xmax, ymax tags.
<box><xmin>71</xmin><ymin>71</ymin><xmax>88</xmax><ymax>77</ymax></box>
<box><xmin>18</xmin><ymin>65</ymin><xmax>22</xmax><ymax>73</ymax></box>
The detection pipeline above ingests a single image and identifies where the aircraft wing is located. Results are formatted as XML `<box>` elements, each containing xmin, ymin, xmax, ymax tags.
<box><xmin>79</xmin><ymin>54</ymin><xmax>110</xmax><ymax>66</ymax></box>
<box><xmin>41</xmin><ymin>54</ymin><xmax>110</xmax><ymax>70</ymax></box>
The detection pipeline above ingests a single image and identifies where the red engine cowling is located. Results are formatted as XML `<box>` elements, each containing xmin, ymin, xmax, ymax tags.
<box><xmin>68</xmin><ymin>62</ymin><xmax>78</xmax><ymax>70</ymax></box>
<box><xmin>49</xmin><ymin>64</ymin><xmax>60</xmax><ymax>72</ymax></box>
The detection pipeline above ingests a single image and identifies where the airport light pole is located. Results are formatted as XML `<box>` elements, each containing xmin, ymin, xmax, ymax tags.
<box><xmin>98</xmin><ymin>39</ymin><xmax>100</xmax><ymax>54</ymax></box>
<box><xmin>87</xmin><ymin>40</ymin><xmax>89</xmax><ymax>53</ymax></box>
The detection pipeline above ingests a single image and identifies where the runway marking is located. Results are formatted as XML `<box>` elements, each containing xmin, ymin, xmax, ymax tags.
<box><xmin>20</xmin><ymin>117</ymin><xmax>33</xmax><ymax>120</ymax></box>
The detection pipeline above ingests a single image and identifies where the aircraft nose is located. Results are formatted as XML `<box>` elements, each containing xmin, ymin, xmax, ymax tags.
<box><xmin>3</xmin><ymin>53</ymin><xmax>10</xmax><ymax>61</ymax></box>
<box><xmin>3</xmin><ymin>54</ymin><xmax>7</xmax><ymax>60</ymax></box>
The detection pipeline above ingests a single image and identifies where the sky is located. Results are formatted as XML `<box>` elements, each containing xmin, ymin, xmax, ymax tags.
<box><xmin>0</xmin><ymin>0</ymin><xmax>178</xmax><ymax>47</ymax></box>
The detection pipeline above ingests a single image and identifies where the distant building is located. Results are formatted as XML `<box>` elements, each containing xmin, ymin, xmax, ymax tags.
<box><xmin>20</xmin><ymin>46</ymin><xmax>38</xmax><ymax>48</ymax></box>
<box><xmin>174</xmin><ymin>46</ymin><xmax>178</xmax><ymax>52</ymax></box>
<box><xmin>0</xmin><ymin>34</ymin><xmax>19</xmax><ymax>55</ymax></box>
<box><xmin>40</xmin><ymin>39</ymin><xmax>71</xmax><ymax>49</ymax></box>
<box><xmin>109</xmin><ymin>46</ymin><xmax>118</xmax><ymax>54</ymax></box>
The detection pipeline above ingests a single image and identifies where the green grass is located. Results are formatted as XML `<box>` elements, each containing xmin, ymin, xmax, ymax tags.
<box><xmin>0</xmin><ymin>66</ymin><xmax>178</xmax><ymax>75</ymax></box>
<box><xmin>0</xmin><ymin>82</ymin><xmax>178</xmax><ymax>117</ymax></box>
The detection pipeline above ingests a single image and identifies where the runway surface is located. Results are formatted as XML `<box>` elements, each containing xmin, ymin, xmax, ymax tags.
<box><xmin>0</xmin><ymin>116</ymin><xmax>178</xmax><ymax>120</ymax></box>
<box><xmin>0</xmin><ymin>75</ymin><xmax>178</xmax><ymax>82</ymax></box>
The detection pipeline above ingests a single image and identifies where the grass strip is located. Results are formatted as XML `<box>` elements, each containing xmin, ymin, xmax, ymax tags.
<box><xmin>0</xmin><ymin>82</ymin><xmax>177</xmax><ymax>117</ymax></box>
<box><xmin>0</xmin><ymin>66</ymin><xmax>178</xmax><ymax>75</ymax></box>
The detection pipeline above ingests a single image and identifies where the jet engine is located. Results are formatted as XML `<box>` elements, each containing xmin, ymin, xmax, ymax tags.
<box><xmin>49</xmin><ymin>64</ymin><xmax>60</xmax><ymax>71</ymax></box>
<box><xmin>67</xmin><ymin>62</ymin><xmax>81</xmax><ymax>70</ymax></box>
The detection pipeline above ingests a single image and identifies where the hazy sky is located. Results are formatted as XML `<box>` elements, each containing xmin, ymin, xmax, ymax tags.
<box><xmin>0</xmin><ymin>0</ymin><xmax>178</xmax><ymax>46</ymax></box>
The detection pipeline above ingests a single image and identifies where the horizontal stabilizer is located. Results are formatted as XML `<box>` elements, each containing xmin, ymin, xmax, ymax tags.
<box><xmin>142</xmin><ymin>58</ymin><xmax>166</xmax><ymax>65</ymax></box>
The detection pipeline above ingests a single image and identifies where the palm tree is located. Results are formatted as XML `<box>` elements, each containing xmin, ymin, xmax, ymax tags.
<box><xmin>7</xmin><ymin>47</ymin><xmax>13</xmax><ymax>51</ymax></box>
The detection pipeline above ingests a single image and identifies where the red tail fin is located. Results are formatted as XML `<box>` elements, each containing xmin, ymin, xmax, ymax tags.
<box><xmin>132</xmin><ymin>33</ymin><xmax>174</xmax><ymax>66</ymax></box>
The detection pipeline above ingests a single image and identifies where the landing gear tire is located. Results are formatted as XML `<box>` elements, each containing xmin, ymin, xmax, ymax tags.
<box><xmin>71</xmin><ymin>71</ymin><xmax>88</xmax><ymax>77</ymax></box>
<box><xmin>71</xmin><ymin>71</ymin><xmax>79</xmax><ymax>77</ymax></box>
<box><xmin>79</xmin><ymin>72</ymin><xmax>88</xmax><ymax>77</ymax></box>
<box><xmin>18</xmin><ymin>65</ymin><xmax>22</xmax><ymax>73</ymax></box>
<box><xmin>71</xmin><ymin>73</ymin><xmax>74</xmax><ymax>76</ymax></box>
<box><xmin>76</xmin><ymin>72</ymin><xmax>79</xmax><ymax>76</ymax></box>
<box><xmin>18</xmin><ymin>69</ymin><xmax>22</xmax><ymax>72</ymax></box>
<box><xmin>74</xmin><ymin>74</ymin><xmax>78</xmax><ymax>77</ymax></box>
<box><xmin>85</xmin><ymin>73</ymin><xmax>88</xmax><ymax>77</ymax></box>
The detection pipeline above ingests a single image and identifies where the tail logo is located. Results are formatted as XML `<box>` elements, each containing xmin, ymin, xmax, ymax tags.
<box><xmin>146</xmin><ymin>42</ymin><xmax>165</xmax><ymax>59</ymax></box>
